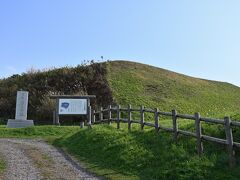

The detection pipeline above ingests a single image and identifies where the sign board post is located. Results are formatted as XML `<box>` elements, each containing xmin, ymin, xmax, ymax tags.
<box><xmin>55</xmin><ymin>98</ymin><xmax>60</xmax><ymax>126</ymax></box>
<box><xmin>50</xmin><ymin>95</ymin><xmax>96</xmax><ymax>128</ymax></box>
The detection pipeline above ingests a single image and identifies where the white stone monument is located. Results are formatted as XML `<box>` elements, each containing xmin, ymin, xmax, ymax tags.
<box><xmin>7</xmin><ymin>91</ymin><xmax>34</xmax><ymax>128</ymax></box>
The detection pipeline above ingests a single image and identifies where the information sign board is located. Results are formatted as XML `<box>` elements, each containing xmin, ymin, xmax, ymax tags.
<box><xmin>58</xmin><ymin>99</ymin><xmax>87</xmax><ymax>115</ymax></box>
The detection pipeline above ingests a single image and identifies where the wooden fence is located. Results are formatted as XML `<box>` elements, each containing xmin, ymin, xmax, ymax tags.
<box><xmin>88</xmin><ymin>104</ymin><xmax>240</xmax><ymax>167</ymax></box>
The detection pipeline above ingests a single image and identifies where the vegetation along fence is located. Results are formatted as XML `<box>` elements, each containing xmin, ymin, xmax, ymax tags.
<box><xmin>89</xmin><ymin>104</ymin><xmax>240</xmax><ymax>168</ymax></box>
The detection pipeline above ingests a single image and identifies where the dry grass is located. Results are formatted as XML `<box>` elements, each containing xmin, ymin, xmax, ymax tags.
<box><xmin>25</xmin><ymin>147</ymin><xmax>54</xmax><ymax>179</ymax></box>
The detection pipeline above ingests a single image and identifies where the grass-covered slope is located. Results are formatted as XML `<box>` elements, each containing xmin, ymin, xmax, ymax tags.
<box><xmin>0</xmin><ymin>125</ymin><xmax>240</xmax><ymax>179</ymax></box>
<box><xmin>1</xmin><ymin>61</ymin><xmax>240</xmax><ymax>179</ymax></box>
<box><xmin>107</xmin><ymin>61</ymin><xmax>240</xmax><ymax>118</ymax></box>
<box><xmin>1</xmin><ymin>60</ymin><xmax>240</xmax><ymax>121</ymax></box>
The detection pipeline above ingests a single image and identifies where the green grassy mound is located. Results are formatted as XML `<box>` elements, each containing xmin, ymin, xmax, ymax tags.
<box><xmin>1</xmin><ymin>60</ymin><xmax>240</xmax><ymax>122</ymax></box>
<box><xmin>1</xmin><ymin>60</ymin><xmax>240</xmax><ymax>179</ymax></box>
<box><xmin>107</xmin><ymin>61</ymin><xmax>240</xmax><ymax>118</ymax></box>
<box><xmin>0</xmin><ymin>125</ymin><xmax>239</xmax><ymax>179</ymax></box>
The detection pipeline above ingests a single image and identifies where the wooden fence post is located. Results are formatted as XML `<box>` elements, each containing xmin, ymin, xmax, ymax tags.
<box><xmin>172</xmin><ymin>109</ymin><xmax>178</xmax><ymax>142</ymax></box>
<box><xmin>117</xmin><ymin>105</ymin><xmax>121</xmax><ymax>129</ymax></box>
<box><xmin>195</xmin><ymin>112</ymin><xmax>203</xmax><ymax>156</ymax></box>
<box><xmin>108</xmin><ymin>105</ymin><xmax>112</xmax><ymax>125</ymax></box>
<box><xmin>155</xmin><ymin>108</ymin><xmax>159</xmax><ymax>132</ymax></box>
<box><xmin>92</xmin><ymin>110</ymin><xmax>96</xmax><ymax>124</ymax></box>
<box><xmin>224</xmin><ymin>116</ymin><xmax>236</xmax><ymax>168</ymax></box>
<box><xmin>100</xmin><ymin>107</ymin><xmax>103</xmax><ymax>122</ymax></box>
<box><xmin>140</xmin><ymin>105</ymin><xmax>145</xmax><ymax>130</ymax></box>
<box><xmin>128</xmin><ymin>104</ymin><xmax>132</xmax><ymax>130</ymax></box>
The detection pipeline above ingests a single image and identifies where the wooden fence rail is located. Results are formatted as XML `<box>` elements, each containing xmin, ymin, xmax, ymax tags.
<box><xmin>90</xmin><ymin>104</ymin><xmax>240</xmax><ymax>167</ymax></box>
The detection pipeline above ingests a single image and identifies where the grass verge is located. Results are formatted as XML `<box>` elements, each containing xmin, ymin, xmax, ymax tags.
<box><xmin>0</xmin><ymin>154</ymin><xmax>6</xmax><ymax>178</ymax></box>
<box><xmin>0</xmin><ymin>124</ymin><xmax>240</xmax><ymax>179</ymax></box>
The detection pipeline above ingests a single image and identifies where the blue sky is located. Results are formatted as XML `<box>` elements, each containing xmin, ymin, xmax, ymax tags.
<box><xmin>0</xmin><ymin>1</ymin><xmax>239</xmax><ymax>86</ymax></box>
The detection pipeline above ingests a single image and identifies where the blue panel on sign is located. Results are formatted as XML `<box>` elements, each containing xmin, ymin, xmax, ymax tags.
<box><xmin>61</xmin><ymin>102</ymin><xmax>70</xmax><ymax>109</ymax></box>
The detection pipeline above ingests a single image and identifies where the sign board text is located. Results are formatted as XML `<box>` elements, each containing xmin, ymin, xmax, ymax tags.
<box><xmin>58</xmin><ymin>99</ymin><xmax>87</xmax><ymax>115</ymax></box>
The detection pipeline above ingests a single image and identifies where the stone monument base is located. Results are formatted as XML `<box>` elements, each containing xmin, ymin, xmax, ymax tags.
<box><xmin>7</xmin><ymin>119</ymin><xmax>34</xmax><ymax>128</ymax></box>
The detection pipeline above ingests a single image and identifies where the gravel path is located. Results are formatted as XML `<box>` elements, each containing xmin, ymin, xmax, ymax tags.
<box><xmin>0</xmin><ymin>139</ymin><xmax>100</xmax><ymax>180</ymax></box>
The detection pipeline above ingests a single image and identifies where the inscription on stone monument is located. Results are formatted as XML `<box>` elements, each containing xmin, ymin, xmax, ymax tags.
<box><xmin>7</xmin><ymin>90</ymin><xmax>34</xmax><ymax>128</ymax></box>
<box><xmin>15</xmin><ymin>91</ymin><xmax>28</xmax><ymax>120</ymax></box>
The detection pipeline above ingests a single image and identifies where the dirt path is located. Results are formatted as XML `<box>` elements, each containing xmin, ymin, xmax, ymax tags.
<box><xmin>0</xmin><ymin>139</ymin><xmax>100</xmax><ymax>180</ymax></box>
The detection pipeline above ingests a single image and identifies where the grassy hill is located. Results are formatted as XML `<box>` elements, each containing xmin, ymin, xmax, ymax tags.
<box><xmin>1</xmin><ymin>60</ymin><xmax>239</xmax><ymax>121</ymax></box>
<box><xmin>107</xmin><ymin>61</ymin><xmax>240</xmax><ymax>118</ymax></box>
<box><xmin>1</xmin><ymin>61</ymin><xmax>240</xmax><ymax>179</ymax></box>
